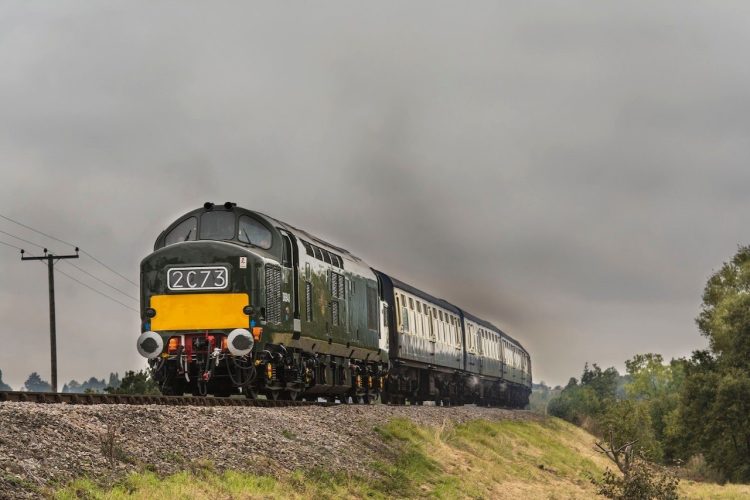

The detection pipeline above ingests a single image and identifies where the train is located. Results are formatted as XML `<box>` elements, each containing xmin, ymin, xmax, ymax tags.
<box><xmin>136</xmin><ymin>202</ymin><xmax>531</xmax><ymax>407</ymax></box>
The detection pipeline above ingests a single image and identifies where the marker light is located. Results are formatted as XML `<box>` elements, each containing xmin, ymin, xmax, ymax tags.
<box><xmin>137</xmin><ymin>331</ymin><xmax>163</xmax><ymax>359</ymax></box>
<box><xmin>167</xmin><ymin>337</ymin><xmax>181</xmax><ymax>353</ymax></box>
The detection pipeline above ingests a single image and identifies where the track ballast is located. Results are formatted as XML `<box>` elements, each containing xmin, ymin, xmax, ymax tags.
<box><xmin>0</xmin><ymin>391</ymin><xmax>334</xmax><ymax>407</ymax></box>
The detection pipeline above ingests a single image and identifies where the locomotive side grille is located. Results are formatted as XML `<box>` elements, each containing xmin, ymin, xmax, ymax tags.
<box><xmin>265</xmin><ymin>265</ymin><xmax>282</xmax><ymax>324</ymax></box>
<box><xmin>331</xmin><ymin>271</ymin><xmax>339</xmax><ymax>298</ymax></box>
<box><xmin>330</xmin><ymin>271</ymin><xmax>345</xmax><ymax>299</ymax></box>
<box><xmin>305</xmin><ymin>281</ymin><xmax>313</xmax><ymax>322</ymax></box>
<box><xmin>331</xmin><ymin>300</ymin><xmax>339</xmax><ymax>327</ymax></box>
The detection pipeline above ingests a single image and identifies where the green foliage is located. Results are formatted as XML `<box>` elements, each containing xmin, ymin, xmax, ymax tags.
<box><xmin>0</xmin><ymin>369</ymin><xmax>11</xmax><ymax>391</ymax></box>
<box><xmin>549</xmin><ymin>356</ymin><xmax>688</xmax><ymax>465</ymax></box>
<box><xmin>63</xmin><ymin>376</ymin><xmax>112</xmax><ymax>394</ymax></box>
<box><xmin>548</xmin><ymin>363</ymin><xmax>622</xmax><ymax>427</ymax></box>
<box><xmin>669</xmin><ymin>245</ymin><xmax>750</xmax><ymax>482</ymax></box>
<box><xmin>23</xmin><ymin>372</ymin><xmax>51</xmax><ymax>392</ymax></box>
<box><xmin>530</xmin><ymin>382</ymin><xmax>562</xmax><ymax>415</ymax></box>
<box><xmin>599</xmin><ymin>400</ymin><xmax>663</xmax><ymax>463</ymax></box>
<box><xmin>624</xmin><ymin>354</ymin><xmax>687</xmax><ymax>462</ymax></box>
<box><xmin>593</xmin><ymin>459</ymin><xmax>679</xmax><ymax>500</ymax></box>
<box><xmin>105</xmin><ymin>370</ymin><xmax>160</xmax><ymax>395</ymax></box>
<box><xmin>697</xmin><ymin>246</ymin><xmax>750</xmax><ymax>368</ymax></box>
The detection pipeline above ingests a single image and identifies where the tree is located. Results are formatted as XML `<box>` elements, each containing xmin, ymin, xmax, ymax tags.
<box><xmin>592</xmin><ymin>420</ymin><xmax>678</xmax><ymax>500</ymax></box>
<box><xmin>23</xmin><ymin>372</ymin><xmax>51</xmax><ymax>392</ymax></box>
<box><xmin>108</xmin><ymin>372</ymin><xmax>121</xmax><ymax>390</ymax></box>
<box><xmin>624</xmin><ymin>354</ymin><xmax>686</xmax><ymax>462</ymax></box>
<box><xmin>106</xmin><ymin>370</ymin><xmax>160</xmax><ymax>395</ymax></box>
<box><xmin>0</xmin><ymin>369</ymin><xmax>11</xmax><ymax>391</ymax></box>
<box><xmin>598</xmin><ymin>399</ymin><xmax>663</xmax><ymax>462</ymax></box>
<box><xmin>62</xmin><ymin>380</ymin><xmax>82</xmax><ymax>393</ymax></box>
<box><xmin>548</xmin><ymin>363</ymin><xmax>623</xmax><ymax>430</ymax></box>
<box><xmin>673</xmin><ymin>246</ymin><xmax>750</xmax><ymax>482</ymax></box>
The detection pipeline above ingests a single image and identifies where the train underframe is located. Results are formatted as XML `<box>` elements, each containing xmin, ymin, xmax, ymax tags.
<box><xmin>149</xmin><ymin>333</ymin><xmax>529</xmax><ymax>408</ymax></box>
<box><xmin>383</xmin><ymin>361</ymin><xmax>530</xmax><ymax>408</ymax></box>
<box><xmin>150</xmin><ymin>334</ymin><xmax>386</xmax><ymax>403</ymax></box>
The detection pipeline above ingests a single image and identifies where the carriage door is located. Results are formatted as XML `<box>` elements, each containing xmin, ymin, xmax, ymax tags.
<box><xmin>279</xmin><ymin>230</ymin><xmax>300</xmax><ymax>332</ymax></box>
<box><xmin>478</xmin><ymin>330</ymin><xmax>485</xmax><ymax>375</ymax></box>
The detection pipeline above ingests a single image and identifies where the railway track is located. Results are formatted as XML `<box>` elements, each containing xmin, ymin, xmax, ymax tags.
<box><xmin>0</xmin><ymin>391</ymin><xmax>334</xmax><ymax>407</ymax></box>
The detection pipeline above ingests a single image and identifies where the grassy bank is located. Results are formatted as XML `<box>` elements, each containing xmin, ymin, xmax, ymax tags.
<box><xmin>55</xmin><ymin>417</ymin><xmax>750</xmax><ymax>499</ymax></box>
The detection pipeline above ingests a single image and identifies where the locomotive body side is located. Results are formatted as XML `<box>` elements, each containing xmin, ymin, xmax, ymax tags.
<box><xmin>138</xmin><ymin>204</ymin><xmax>387</xmax><ymax>401</ymax></box>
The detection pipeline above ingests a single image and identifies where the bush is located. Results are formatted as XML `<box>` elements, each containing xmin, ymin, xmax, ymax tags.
<box><xmin>594</xmin><ymin>459</ymin><xmax>679</xmax><ymax>500</ymax></box>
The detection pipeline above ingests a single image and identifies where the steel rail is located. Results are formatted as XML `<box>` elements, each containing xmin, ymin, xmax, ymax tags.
<box><xmin>0</xmin><ymin>391</ymin><xmax>335</xmax><ymax>407</ymax></box>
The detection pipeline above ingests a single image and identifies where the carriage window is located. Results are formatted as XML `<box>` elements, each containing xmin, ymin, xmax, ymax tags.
<box><xmin>301</xmin><ymin>239</ymin><xmax>313</xmax><ymax>256</ymax></box>
<box><xmin>164</xmin><ymin>217</ymin><xmax>197</xmax><ymax>246</ymax></box>
<box><xmin>200</xmin><ymin>211</ymin><xmax>235</xmax><ymax>241</ymax></box>
<box><xmin>408</xmin><ymin>298</ymin><xmax>414</xmax><ymax>310</ymax></box>
<box><xmin>238</xmin><ymin>216</ymin><xmax>272</xmax><ymax>249</ymax></box>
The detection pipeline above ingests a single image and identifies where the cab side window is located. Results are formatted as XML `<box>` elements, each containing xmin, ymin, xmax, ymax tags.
<box><xmin>238</xmin><ymin>216</ymin><xmax>272</xmax><ymax>249</ymax></box>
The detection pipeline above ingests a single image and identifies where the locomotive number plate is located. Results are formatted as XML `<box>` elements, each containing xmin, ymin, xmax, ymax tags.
<box><xmin>167</xmin><ymin>266</ymin><xmax>229</xmax><ymax>291</ymax></box>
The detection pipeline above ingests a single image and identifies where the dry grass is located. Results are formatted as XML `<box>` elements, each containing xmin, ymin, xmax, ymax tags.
<box><xmin>56</xmin><ymin>415</ymin><xmax>747</xmax><ymax>499</ymax></box>
<box><xmin>679</xmin><ymin>481</ymin><xmax>750</xmax><ymax>499</ymax></box>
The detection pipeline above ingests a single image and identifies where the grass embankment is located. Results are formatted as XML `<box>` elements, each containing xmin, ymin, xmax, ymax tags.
<box><xmin>56</xmin><ymin>417</ymin><xmax>750</xmax><ymax>499</ymax></box>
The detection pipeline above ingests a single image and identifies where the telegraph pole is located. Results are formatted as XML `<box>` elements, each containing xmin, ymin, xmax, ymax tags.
<box><xmin>21</xmin><ymin>247</ymin><xmax>79</xmax><ymax>393</ymax></box>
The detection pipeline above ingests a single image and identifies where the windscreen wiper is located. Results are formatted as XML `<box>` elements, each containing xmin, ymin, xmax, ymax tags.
<box><xmin>240</xmin><ymin>228</ymin><xmax>256</xmax><ymax>247</ymax></box>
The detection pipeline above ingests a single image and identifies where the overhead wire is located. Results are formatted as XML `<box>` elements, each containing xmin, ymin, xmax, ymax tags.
<box><xmin>62</xmin><ymin>261</ymin><xmax>139</xmax><ymax>302</ymax></box>
<box><xmin>0</xmin><ymin>218</ymin><xmax>141</xmax><ymax>313</ymax></box>
<box><xmin>35</xmin><ymin>260</ymin><xmax>140</xmax><ymax>313</ymax></box>
<box><xmin>0</xmin><ymin>212</ymin><xmax>139</xmax><ymax>287</ymax></box>
<box><xmin>0</xmin><ymin>229</ymin><xmax>46</xmax><ymax>250</ymax></box>
<box><xmin>0</xmin><ymin>240</ymin><xmax>23</xmax><ymax>251</ymax></box>
<box><xmin>79</xmin><ymin>249</ymin><xmax>138</xmax><ymax>288</ymax></box>
<box><xmin>0</xmin><ymin>213</ymin><xmax>75</xmax><ymax>247</ymax></box>
<box><xmin>0</xmin><ymin>227</ymin><xmax>138</xmax><ymax>301</ymax></box>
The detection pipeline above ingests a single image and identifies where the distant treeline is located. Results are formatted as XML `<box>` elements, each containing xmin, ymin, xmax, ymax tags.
<box><xmin>0</xmin><ymin>369</ymin><xmax>159</xmax><ymax>395</ymax></box>
<box><xmin>543</xmin><ymin>246</ymin><xmax>750</xmax><ymax>483</ymax></box>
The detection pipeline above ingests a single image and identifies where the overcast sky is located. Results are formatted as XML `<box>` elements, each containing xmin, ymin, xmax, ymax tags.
<box><xmin>1</xmin><ymin>2</ymin><xmax>749</xmax><ymax>389</ymax></box>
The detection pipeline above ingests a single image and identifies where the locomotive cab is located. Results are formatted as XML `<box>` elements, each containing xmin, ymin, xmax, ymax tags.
<box><xmin>138</xmin><ymin>202</ymin><xmax>284</xmax><ymax>396</ymax></box>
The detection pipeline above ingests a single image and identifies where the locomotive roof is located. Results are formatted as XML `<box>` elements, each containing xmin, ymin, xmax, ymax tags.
<box><xmin>255</xmin><ymin>211</ymin><xmax>366</xmax><ymax>264</ymax></box>
<box><xmin>162</xmin><ymin>204</ymin><xmax>367</xmax><ymax>264</ymax></box>
<box><xmin>379</xmin><ymin>270</ymin><xmax>528</xmax><ymax>353</ymax></box>
<box><xmin>382</xmin><ymin>272</ymin><xmax>461</xmax><ymax>315</ymax></box>
<box><xmin>461</xmin><ymin>310</ymin><xmax>527</xmax><ymax>352</ymax></box>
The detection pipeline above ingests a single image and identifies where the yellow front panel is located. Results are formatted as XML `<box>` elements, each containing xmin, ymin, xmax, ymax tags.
<box><xmin>150</xmin><ymin>293</ymin><xmax>249</xmax><ymax>331</ymax></box>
